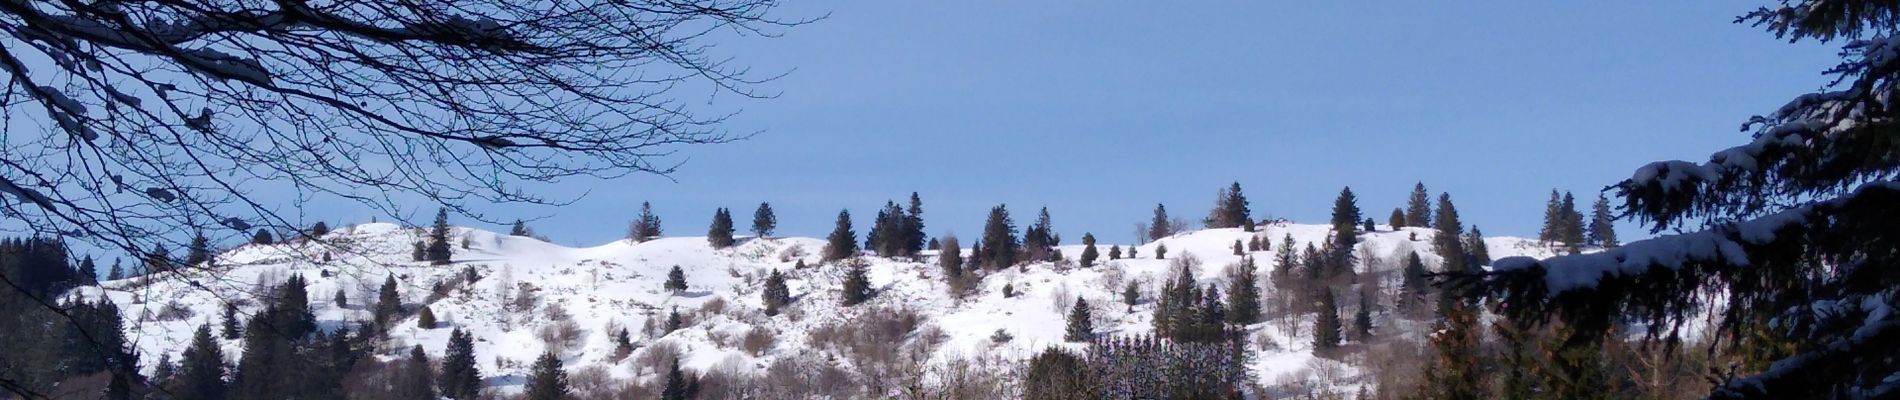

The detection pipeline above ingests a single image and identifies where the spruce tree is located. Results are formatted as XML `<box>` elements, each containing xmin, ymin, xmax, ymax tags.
<box><xmin>1432</xmin><ymin>193</ymin><xmax>1466</xmax><ymax>274</ymax></box>
<box><xmin>523</xmin><ymin>351</ymin><xmax>569</xmax><ymax>400</ymax></box>
<box><xmin>665</xmin><ymin>265</ymin><xmax>688</xmax><ymax>293</ymax></box>
<box><xmin>439</xmin><ymin>328</ymin><xmax>482</xmax><ymax>400</ymax></box>
<box><xmin>1123</xmin><ymin>281</ymin><xmax>1140</xmax><ymax>311</ymax></box>
<box><xmin>1226</xmin><ymin>257</ymin><xmax>1263</xmax><ymax>325</ymax></box>
<box><xmin>1063</xmin><ymin>297</ymin><xmax>1094</xmax><ymax>342</ymax></box>
<box><xmin>707</xmin><ymin>207</ymin><xmax>736</xmax><ymax>249</ymax></box>
<box><xmin>664</xmin><ymin>307</ymin><xmax>683</xmax><ymax>334</ymax></box>
<box><xmin>251</xmin><ymin>228</ymin><xmax>274</xmax><ymax>245</ymax></box>
<box><xmin>1205</xmin><ymin>182</ymin><xmax>1252</xmax><ymax>230</ymax></box>
<box><xmin>840</xmin><ymin>261</ymin><xmax>872</xmax><ymax>306</ymax></box>
<box><xmin>1078</xmin><ymin>233</ymin><xmax>1099</xmax><ymax>268</ymax></box>
<box><xmin>1108</xmin><ymin>245</ymin><xmax>1121</xmax><ymax>260</ymax></box>
<box><xmin>1389</xmin><ymin>208</ymin><xmax>1406</xmax><ymax>229</ymax></box>
<box><xmin>1022</xmin><ymin>207</ymin><xmax>1058</xmax><ymax>262</ymax></box>
<box><xmin>751</xmin><ymin>202</ymin><xmax>776</xmax><ymax>239</ymax></box>
<box><xmin>1329</xmin><ymin>186</ymin><xmax>1362</xmax><ymax>266</ymax></box>
<box><xmin>661</xmin><ymin>358</ymin><xmax>690</xmax><ymax>400</ymax></box>
<box><xmin>186</xmin><ymin>230</ymin><xmax>211</xmax><ymax>267</ymax></box>
<box><xmin>106</xmin><ymin>259</ymin><xmax>124</xmax><ymax>281</ymax></box>
<box><xmin>1559</xmin><ymin>192</ymin><xmax>1586</xmax><ymax>254</ymax></box>
<box><xmin>1147</xmin><ymin>203</ymin><xmax>1173</xmax><ymax>240</ymax></box>
<box><xmin>1587</xmin><ymin>192</ymin><xmax>1618</xmax><ymax>248</ymax></box>
<box><xmin>613</xmin><ymin>329</ymin><xmax>635</xmax><ymax>360</ymax></box>
<box><xmin>1248</xmin><ymin>236</ymin><xmax>1263</xmax><ymax>252</ymax></box>
<box><xmin>310</xmin><ymin>221</ymin><xmax>330</xmax><ymax>238</ymax></box>
<box><xmin>176</xmin><ymin>325</ymin><xmax>228</xmax><ymax>400</ymax></box>
<box><xmin>418</xmin><ymin>306</ymin><xmax>436</xmax><ymax>328</ymax></box>
<box><xmin>76</xmin><ymin>255</ymin><xmax>97</xmax><ymax>285</ymax></box>
<box><xmin>427</xmin><ymin>207</ymin><xmax>454</xmax><ymax>264</ymax></box>
<box><xmin>824</xmin><ymin>209</ymin><xmax>858</xmax><ymax>261</ymax></box>
<box><xmin>1352</xmin><ymin>292</ymin><xmax>1373</xmax><ymax>341</ymax></box>
<box><xmin>1400</xmin><ymin>252</ymin><xmax>1430</xmax><ymax>318</ymax></box>
<box><xmin>222</xmin><ymin>303</ymin><xmax>242</xmax><ymax>339</ymax></box>
<box><xmin>629</xmin><ymin>201</ymin><xmax>663</xmax><ymax>242</ymax></box>
<box><xmin>762</xmin><ymin>269</ymin><xmax>791</xmax><ymax>316</ymax></box>
<box><xmin>1232</xmin><ymin>239</ymin><xmax>1243</xmax><ymax>256</ymax></box>
<box><xmin>1423</xmin><ymin>301</ymin><xmax>1484</xmax><ymax>400</ymax></box>
<box><xmin>1404</xmin><ymin>182</ymin><xmax>1432</xmax><ymax>227</ymax></box>
<box><xmin>510</xmin><ymin>219</ymin><xmax>531</xmax><ymax>237</ymax></box>
<box><xmin>1364</xmin><ymin>217</ymin><xmax>1377</xmax><ymax>233</ymax></box>
<box><xmin>938</xmin><ymin>235</ymin><xmax>966</xmax><ymax>295</ymax></box>
<box><xmin>334</xmin><ymin>287</ymin><xmax>348</xmax><ymax>308</ymax></box>
<box><xmin>1540</xmin><ymin>189</ymin><xmax>1565</xmax><ymax>243</ymax></box>
<box><xmin>1154</xmin><ymin>242</ymin><xmax>1167</xmax><ymax>260</ymax></box>
<box><xmin>411</xmin><ymin>241</ymin><xmax>425</xmax><ymax>262</ymax></box>
<box><xmin>376</xmin><ymin>274</ymin><xmax>401</xmax><ymax>330</ymax></box>
<box><xmin>1313</xmin><ymin>287</ymin><xmax>1343</xmax><ymax>354</ymax></box>
<box><xmin>1464</xmin><ymin>226</ymin><xmax>1492</xmax><ymax>270</ymax></box>
<box><xmin>401</xmin><ymin>345</ymin><xmax>436</xmax><ymax>400</ymax></box>
<box><xmin>904</xmin><ymin>192</ymin><xmax>927</xmax><ymax>256</ymax></box>
<box><xmin>979</xmin><ymin>205</ymin><xmax>1019</xmax><ymax>269</ymax></box>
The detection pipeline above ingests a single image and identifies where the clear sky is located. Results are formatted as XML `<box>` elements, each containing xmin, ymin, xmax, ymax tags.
<box><xmin>329</xmin><ymin>2</ymin><xmax>1841</xmax><ymax>247</ymax></box>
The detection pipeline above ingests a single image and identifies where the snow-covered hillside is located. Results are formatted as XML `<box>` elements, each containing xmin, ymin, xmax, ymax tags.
<box><xmin>80</xmin><ymin>221</ymin><xmax>1561</xmax><ymax>395</ymax></box>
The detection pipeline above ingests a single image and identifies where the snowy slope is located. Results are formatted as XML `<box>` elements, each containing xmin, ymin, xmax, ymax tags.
<box><xmin>79</xmin><ymin>221</ymin><xmax>1560</xmax><ymax>395</ymax></box>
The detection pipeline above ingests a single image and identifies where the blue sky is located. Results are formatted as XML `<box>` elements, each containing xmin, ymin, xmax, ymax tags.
<box><xmin>337</xmin><ymin>2</ymin><xmax>1840</xmax><ymax>247</ymax></box>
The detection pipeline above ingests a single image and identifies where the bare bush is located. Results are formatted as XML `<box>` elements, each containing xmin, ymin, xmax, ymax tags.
<box><xmin>631</xmin><ymin>340</ymin><xmax>682</xmax><ymax>377</ymax></box>
<box><xmin>537</xmin><ymin>318</ymin><xmax>584</xmax><ymax>354</ymax></box>
<box><xmin>742</xmin><ymin>328</ymin><xmax>777</xmax><ymax>356</ymax></box>
<box><xmin>701</xmin><ymin>296</ymin><xmax>728</xmax><ymax>316</ymax></box>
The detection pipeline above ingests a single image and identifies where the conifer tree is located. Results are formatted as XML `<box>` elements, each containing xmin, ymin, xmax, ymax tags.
<box><xmin>334</xmin><ymin>286</ymin><xmax>349</xmax><ymax>308</ymax></box>
<box><xmin>411</xmin><ymin>241</ymin><xmax>425</xmax><ymax>262</ymax></box>
<box><xmin>76</xmin><ymin>255</ymin><xmax>97</xmax><ymax>285</ymax></box>
<box><xmin>824</xmin><ymin>209</ymin><xmax>858</xmax><ymax>261</ymax></box>
<box><xmin>665</xmin><ymin>265</ymin><xmax>688</xmax><ymax>293</ymax></box>
<box><xmin>440</xmin><ymin>328</ymin><xmax>482</xmax><ymax>400</ymax></box>
<box><xmin>1154</xmin><ymin>242</ymin><xmax>1167</xmax><ymax>260</ymax></box>
<box><xmin>176</xmin><ymin>325</ymin><xmax>228</xmax><ymax>400</ymax></box>
<box><xmin>980</xmin><ymin>205</ymin><xmax>1019</xmax><ymax>269</ymax></box>
<box><xmin>1313</xmin><ymin>288</ymin><xmax>1343</xmax><ymax>354</ymax></box>
<box><xmin>904</xmin><ymin>192</ymin><xmax>927</xmax><ymax>256</ymax></box>
<box><xmin>1389</xmin><ymin>208</ymin><xmax>1407</xmax><ymax>229</ymax></box>
<box><xmin>523</xmin><ymin>351</ymin><xmax>569</xmax><ymax>400</ymax></box>
<box><xmin>418</xmin><ymin>306</ymin><xmax>436</xmax><ymax>328</ymax></box>
<box><xmin>1400</xmin><ymin>252</ymin><xmax>1430</xmax><ymax>318</ymax></box>
<box><xmin>938</xmin><ymin>235</ymin><xmax>965</xmax><ymax>294</ymax></box>
<box><xmin>1363</xmin><ymin>217</ymin><xmax>1376</xmax><ymax>233</ymax></box>
<box><xmin>1232</xmin><ymin>239</ymin><xmax>1243</xmax><ymax>256</ymax></box>
<box><xmin>1329</xmin><ymin>186</ymin><xmax>1363</xmax><ymax>266</ymax></box>
<box><xmin>1022</xmin><ymin>207</ymin><xmax>1059</xmax><ymax>262</ymax></box>
<box><xmin>1464</xmin><ymin>226</ymin><xmax>1492</xmax><ymax>270</ymax></box>
<box><xmin>1206</xmin><ymin>182</ymin><xmax>1253</xmax><ymax>230</ymax></box>
<box><xmin>401</xmin><ymin>345</ymin><xmax>436</xmax><ymax>400</ymax></box>
<box><xmin>1123</xmin><ymin>281</ymin><xmax>1140</xmax><ymax>311</ymax></box>
<box><xmin>376</xmin><ymin>274</ymin><xmax>402</xmax><ymax>329</ymax></box>
<box><xmin>1226</xmin><ymin>257</ymin><xmax>1263</xmax><ymax>326</ymax></box>
<box><xmin>1148</xmin><ymin>203</ymin><xmax>1173</xmax><ymax>240</ymax></box>
<box><xmin>927</xmin><ymin>238</ymin><xmax>940</xmax><ymax>251</ymax></box>
<box><xmin>1540</xmin><ymin>189</ymin><xmax>1564</xmax><ymax>243</ymax></box>
<box><xmin>310</xmin><ymin>221</ymin><xmax>330</xmax><ymax>238</ymax></box>
<box><xmin>428</xmin><ymin>207</ymin><xmax>454</xmax><ymax>265</ymax></box>
<box><xmin>1352</xmin><ymin>292</ymin><xmax>1374</xmax><ymax>341</ymax></box>
<box><xmin>1079</xmin><ymin>233</ymin><xmax>1099</xmax><ymax>268</ymax></box>
<box><xmin>661</xmin><ymin>359</ymin><xmax>690</xmax><ymax>400</ymax></box>
<box><xmin>665</xmin><ymin>307</ymin><xmax>683</xmax><ymax>334</ymax></box>
<box><xmin>251</xmin><ymin>228</ymin><xmax>274</xmax><ymax>245</ymax></box>
<box><xmin>613</xmin><ymin>329</ymin><xmax>635</xmax><ymax>360</ymax></box>
<box><xmin>629</xmin><ymin>201</ymin><xmax>663</xmax><ymax>242</ymax></box>
<box><xmin>106</xmin><ymin>259</ymin><xmax>124</xmax><ymax>281</ymax></box>
<box><xmin>1422</xmin><ymin>301</ymin><xmax>1484</xmax><ymax>400</ymax></box>
<box><xmin>1002</xmin><ymin>282</ymin><xmax>1015</xmax><ymax>298</ymax></box>
<box><xmin>510</xmin><ymin>219</ymin><xmax>531</xmax><ymax>237</ymax></box>
<box><xmin>1587</xmin><ymin>192</ymin><xmax>1618</xmax><ymax>248</ymax></box>
<box><xmin>707</xmin><ymin>208</ymin><xmax>735</xmax><ymax>248</ymax></box>
<box><xmin>762</xmin><ymin>269</ymin><xmax>791</xmax><ymax>316</ymax></box>
<box><xmin>841</xmin><ymin>261</ymin><xmax>872</xmax><ymax>306</ymax></box>
<box><xmin>1405</xmin><ymin>182</ymin><xmax>1433</xmax><ymax>227</ymax></box>
<box><xmin>1108</xmin><ymin>245</ymin><xmax>1122</xmax><ymax>260</ymax></box>
<box><xmin>222</xmin><ymin>303</ymin><xmax>242</xmax><ymax>339</ymax></box>
<box><xmin>1248</xmin><ymin>236</ymin><xmax>1263</xmax><ymax>252</ymax></box>
<box><xmin>1128</xmin><ymin>246</ymin><xmax>1137</xmax><ymax>259</ymax></box>
<box><xmin>1559</xmin><ymin>192</ymin><xmax>1586</xmax><ymax>254</ymax></box>
<box><xmin>867</xmin><ymin>200</ymin><xmax>904</xmax><ymax>256</ymax></box>
<box><xmin>1432</xmin><ymin>193</ymin><xmax>1466</xmax><ymax>274</ymax></box>
<box><xmin>751</xmin><ymin>202</ymin><xmax>777</xmax><ymax>239</ymax></box>
<box><xmin>186</xmin><ymin>230</ymin><xmax>212</xmax><ymax>267</ymax></box>
<box><xmin>1064</xmin><ymin>297</ymin><xmax>1094</xmax><ymax>342</ymax></box>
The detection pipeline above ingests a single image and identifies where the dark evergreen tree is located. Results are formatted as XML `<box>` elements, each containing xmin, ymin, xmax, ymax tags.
<box><xmin>927</xmin><ymin>238</ymin><xmax>940</xmax><ymax>251</ymax></box>
<box><xmin>1153</xmin><ymin>242</ymin><xmax>1166</xmax><ymax>260</ymax></box>
<box><xmin>1313</xmin><ymin>287</ymin><xmax>1343</xmax><ymax>354</ymax></box>
<box><xmin>629</xmin><ymin>201</ymin><xmax>663</xmax><ymax>242</ymax></box>
<box><xmin>510</xmin><ymin>219</ymin><xmax>531</xmax><ymax>237</ymax></box>
<box><xmin>1399</xmin><ymin>252</ymin><xmax>1430</xmax><ymax>318</ymax></box>
<box><xmin>904</xmin><ymin>192</ymin><xmax>927</xmax><ymax>256</ymax></box>
<box><xmin>1064</xmin><ymin>297</ymin><xmax>1094</xmax><ymax>342</ymax></box>
<box><xmin>1021</xmin><ymin>206</ymin><xmax>1059</xmax><ymax>262</ymax></box>
<box><xmin>1464</xmin><ymin>226</ymin><xmax>1492</xmax><ymax>270</ymax></box>
<box><xmin>1559</xmin><ymin>191</ymin><xmax>1586</xmax><ymax>254</ymax></box>
<box><xmin>427</xmin><ymin>207</ymin><xmax>454</xmax><ymax>265</ymax></box>
<box><xmin>106</xmin><ymin>259</ymin><xmax>124</xmax><ymax>280</ymax></box>
<box><xmin>1329</xmin><ymin>186</ymin><xmax>1362</xmax><ymax>267</ymax></box>
<box><xmin>665</xmin><ymin>265</ymin><xmax>688</xmax><ymax>293</ymax></box>
<box><xmin>418</xmin><ymin>306</ymin><xmax>436</xmax><ymax>328</ymax></box>
<box><xmin>1433</xmin><ymin>193</ymin><xmax>1466</xmax><ymax>274</ymax></box>
<box><xmin>334</xmin><ymin>287</ymin><xmax>348</xmax><ymax>308</ymax></box>
<box><xmin>1422</xmin><ymin>301</ymin><xmax>1484</xmax><ymax>400</ymax></box>
<box><xmin>1205</xmin><ymin>182</ymin><xmax>1253</xmax><ymax>230</ymax></box>
<box><xmin>1226</xmin><ymin>257</ymin><xmax>1262</xmax><ymax>326</ymax></box>
<box><xmin>665</xmin><ymin>307</ymin><xmax>683</xmax><ymax>334</ymax></box>
<box><xmin>376</xmin><ymin>274</ymin><xmax>402</xmax><ymax>330</ymax></box>
<box><xmin>1389</xmin><ymin>207</ymin><xmax>1407</xmax><ymax>229</ymax></box>
<box><xmin>1247</xmin><ymin>236</ymin><xmax>1262</xmax><ymax>252</ymax></box>
<box><xmin>979</xmin><ymin>205</ymin><xmax>1019</xmax><ymax>269</ymax></box>
<box><xmin>824</xmin><ymin>209</ymin><xmax>857</xmax><ymax>261</ymax></box>
<box><xmin>176</xmin><ymin>325</ymin><xmax>228</xmax><ymax>400</ymax></box>
<box><xmin>76</xmin><ymin>255</ymin><xmax>97</xmax><ymax>285</ymax></box>
<box><xmin>439</xmin><ymin>328</ymin><xmax>482</xmax><ymax>399</ymax></box>
<box><xmin>411</xmin><ymin>241</ymin><xmax>425</xmax><ymax>262</ymax></box>
<box><xmin>523</xmin><ymin>351</ymin><xmax>569</xmax><ymax>400</ymax></box>
<box><xmin>1108</xmin><ymin>245</ymin><xmax>1121</xmax><ymax>260</ymax></box>
<box><xmin>1352</xmin><ymin>292</ymin><xmax>1373</xmax><ymax>341</ymax></box>
<box><xmin>251</xmin><ymin>228</ymin><xmax>274</xmax><ymax>245</ymax></box>
<box><xmin>762</xmin><ymin>269</ymin><xmax>791</xmax><ymax>316</ymax></box>
<box><xmin>185</xmin><ymin>230</ymin><xmax>212</xmax><ymax>267</ymax></box>
<box><xmin>1231</xmin><ymin>239</ymin><xmax>1243</xmax><ymax>256</ymax></box>
<box><xmin>751</xmin><ymin>202</ymin><xmax>776</xmax><ymax>239</ymax></box>
<box><xmin>1147</xmin><ymin>203</ymin><xmax>1173</xmax><ymax>240</ymax></box>
<box><xmin>1122</xmin><ymin>281</ymin><xmax>1140</xmax><ymax>311</ymax></box>
<box><xmin>840</xmin><ymin>261</ymin><xmax>872</xmax><ymax>306</ymax></box>
<box><xmin>1540</xmin><ymin>189</ymin><xmax>1565</xmax><ymax>243</ymax></box>
<box><xmin>310</xmin><ymin>221</ymin><xmax>330</xmax><ymax>238</ymax></box>
<box><xmin>1022</xmin><ymin>348</ymin><xmax>1097</xmax><ymax>400</ymax></box>
<box><xmin>661</xmin><ymin>358</ymin><xmax>690</xmax><ymax>400</ymax></box>
<box><xmin>222</xmin><ymin>303</ymin><xmax>243</xmax><ymax>339</ymax></box>
<box><xmin>937</xmin><ymin>235</ymin><xmax>967</xmax><ymax>295</ymax></box>
<box><xmin>1078</xmin><ymin>233</ymin><xmax>1099</xmax><ymax>268</ymax></box>
<box><xmin>1587</xmin><ymin>192</ymin><xmax>1618</xmax><ymax>248</ymax></box>
<box><xmin>1002</xmin><ymin>283</ymin><xmax>1015</xmax><ymax>298</ymax></box>
<box><xmin>709</xmin><ymin>208</ymin><xmax>737</xmax><ymax>248</ymax></box>
<box><xmin>1405</xmin><ymin>182</ymin><xmax>1433</xmax><ymax>228</ymax></box>
<box><xmin>400</xmin><ymin>345</ymin><xmax>436</xmax><ymax>400</ymax></box>
<box><xmin>1363</xmin><ymin>217</ymin><xmax>1377</xmax><ymax>233</ymax></box>
<box><xmin>613</xmin><ymin>329</ymin><xmax>635</xmax><ymax>360</ymax></box>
